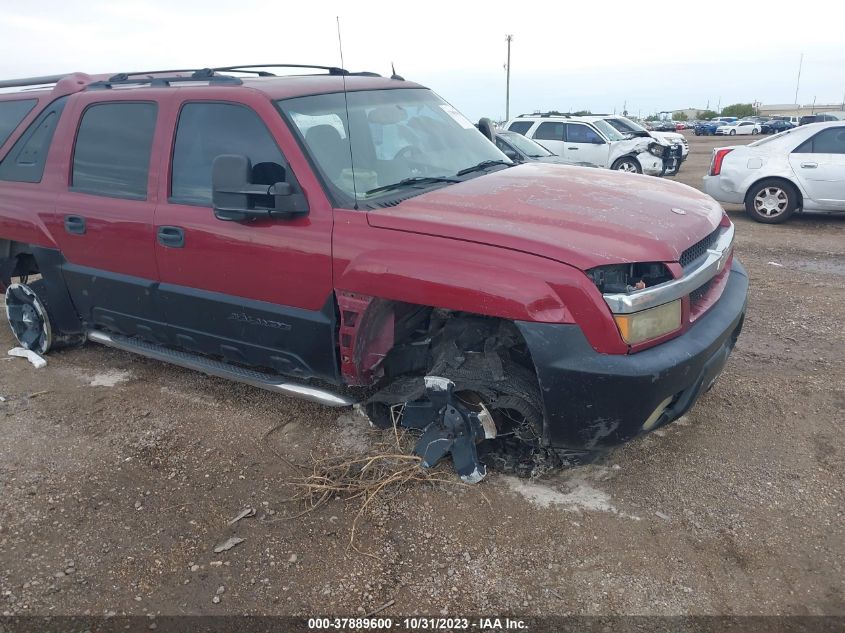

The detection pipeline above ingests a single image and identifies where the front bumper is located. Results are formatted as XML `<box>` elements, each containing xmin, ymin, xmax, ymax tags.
<box><xmin>639</xmin><ymin>153</ymin><xmax>664</xmax><ymax>176</ymax></box>
<box><xmin>516</xmin><ymin>259</ymin><xmax>748</xmax><ymax>451</ymax></box>
<box><xmin>662</xmin><ymin>145</ymin><xmax>683</xmax><ymax>175</ymax></box>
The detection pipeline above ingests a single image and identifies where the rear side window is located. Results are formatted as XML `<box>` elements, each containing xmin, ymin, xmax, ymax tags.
<box><xmin>507</xmin><ymin>120</ymin><xmax>534</xmax><ymax>135</ymax></box>
<box><xmin>0</xmin><ymin>97</ymin><xmax>67</xmax><ymax>183</ymax></box>
<box><xmin>170</xmin><ymin>102</ymin><xmax>285</xmax><ymax>206</ymax></box>
<box><xmin>0</xmin><ymin>99</ymin><xmax>37</xmax><ymax>146</ymax></box>
<box><xmin>71</xmin><ymin>102</ymin><xmax>157</xmax><ymax>200</ymax></box>
<box><xmin>534</xmin><ymin>122</ymin><xmax>565</xmax><ymax>141</ymax></box>
<box><xmin>794</xmin><ymin>127</ymin><xmax>845</xmax><ymax>154</ymax></box>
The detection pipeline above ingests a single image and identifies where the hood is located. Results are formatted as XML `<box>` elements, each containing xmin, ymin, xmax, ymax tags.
<box><xmin>651</xmin><ymin>131</ymin><xmax>684</xmax><ymax>142</ymax></box>
<box><xmin>366</xmin><ymin>163</ymin><xmax>724</xmax><ymax>271</ymax></box>
<box><xmin>615</xmin><ymin>137</ymin><xmax>660</xmax><ymax>153</ymax></box>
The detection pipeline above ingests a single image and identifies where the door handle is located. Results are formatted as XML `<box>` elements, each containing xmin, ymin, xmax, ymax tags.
<box><xmin>64</xmin><ymin>215</ymin><xmax>86</xmax><ymax>235</ymax></box>
<box><xmin>800</xmin><ymin>162</ymin><xmax>818</xmax><ymax>168</ymax></box>
<box><xmin>157</xmin><ymin>226</ymin><xmax>185</xmax><ymax>248</ymax></box>
<box><xmin>567</xmin><ymin>147</ymin><xmax>578</xmax><ymax>150</ymax></box>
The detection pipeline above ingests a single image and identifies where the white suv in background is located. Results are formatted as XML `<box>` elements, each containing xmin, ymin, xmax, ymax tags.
<box><xmin>505</xmin><ymin>114</ymin><xmax>679</xmax><ymax>176</ymax></box>
<box><xmin>601</xmin><ymin>115</ymin><xmax>689</xmax><ymax>164</ymax></box>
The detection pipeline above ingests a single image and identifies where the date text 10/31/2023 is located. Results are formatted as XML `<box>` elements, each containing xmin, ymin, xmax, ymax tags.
<box><xmin>307</xmin><ymin>617</ymin><xmax>528</xmax><ymax>630</ymax></box>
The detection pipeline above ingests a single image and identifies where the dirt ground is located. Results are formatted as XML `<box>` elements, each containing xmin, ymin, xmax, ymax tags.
<box><xmin>0</xmin><ymin>132</ymin><xmax>842</xmax><ymax>621</ymax></box>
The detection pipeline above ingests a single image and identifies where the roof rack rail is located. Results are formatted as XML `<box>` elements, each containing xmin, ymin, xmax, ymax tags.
<box><xmin>85</xmin><ymin>64</ymin><xmax>381</xmax><ymax>91</ymax></box>
<box><xmin>88</xmin><ymin>69</ymin><xmax>243</xmax><ymax>90</ymax></box>
<box><xmin>518</xmin><ymin>112</ymin><xmax>606</xmax><ymax>118</ymax></box>
<box><xmin>0</xmin><ymin>74</ymin><xmax>72</xmax><ymax>90</ymax></box>
<box><xmin>213</xmin><ymin>64</ymin><xmax>349</xmax><ymax>76</ymax></box>
<box><xmin>518</xmin><ymin>112</ymin><xmax>572</xmax><ymax>118</ymax></box>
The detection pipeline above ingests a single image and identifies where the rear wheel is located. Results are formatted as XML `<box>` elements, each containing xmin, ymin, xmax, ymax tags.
<box><xmin>745</xmin><ymin>179</ymin><xmax>799</xmax><ymax>223</ymax></box>
<box><xmin>611</xmin><ymin>156</ymin><xmax>642</xmax><ymax>174</ymax></box>
<box><xmin>4</xmin><ymin>280</ymin><xmax>81</xmax><ymax>354</ymax></box>
<box><xmin>5</xmin><ymin>282</ymin><xmax>53</xmax><ymax>354</ymax></box>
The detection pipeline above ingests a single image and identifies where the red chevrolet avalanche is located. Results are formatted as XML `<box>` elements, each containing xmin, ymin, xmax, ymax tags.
<box><xmin>0</xmin><ymin>66</ymin><xmax>746</xmax><ymax>480</ymax></box>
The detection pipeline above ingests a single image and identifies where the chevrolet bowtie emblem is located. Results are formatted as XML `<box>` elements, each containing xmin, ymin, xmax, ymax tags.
<box><xmin>671</xmin><ymin>207</ymin><xmax>687</xmax><ymax>215</ymax></box>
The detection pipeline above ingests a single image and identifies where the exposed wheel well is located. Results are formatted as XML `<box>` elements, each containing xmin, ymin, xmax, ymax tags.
<box><xmin>363</xmin><ymin>303</ymin><xmax>537</xmax><ymax>384</ymax></box>
<box><xmin>0</xmin><ymin>241</ymin><xmax>40</xmax><ymax>289</ymax></box>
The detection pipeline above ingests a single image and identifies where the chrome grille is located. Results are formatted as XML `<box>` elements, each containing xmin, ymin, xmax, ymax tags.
<box><xmin>680</xmin><ymin>228</ymin><xmax>720</xmax><ymax>269</ymax></box>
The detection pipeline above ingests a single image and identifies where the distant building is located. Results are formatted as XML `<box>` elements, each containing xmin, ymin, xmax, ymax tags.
<box><xmin>656</xmin><ymin>109</ymin><xmax>706</xmax><ymax>121</ymax></box>
<box><xmin>673</xmin><ymin>108</ymin><xmax>705</xmax><ymax>120</ymax></box>
<box><xmin>759</xmin><ymin>103</ymin><xmax>845</xmax><ymax>117</ymax></box>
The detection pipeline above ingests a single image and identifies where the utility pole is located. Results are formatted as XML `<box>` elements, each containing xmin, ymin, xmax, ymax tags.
<box><xmin>505</xmin><ymin>34</ymin><xmax>513</xmax><ymax>121</ymax></box>
<box><xmin>793</xmin><ymin>53</ymin><xmax>803</xmax><ymax>106</ymax></box>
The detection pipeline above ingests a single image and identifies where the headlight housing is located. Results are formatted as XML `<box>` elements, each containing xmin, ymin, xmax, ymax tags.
<box><xmin>613</xmin><ymin>300</ymin><xmax>682</xmax><ymax>345</ymax></box>
<box><xmin>648</xmin><ymin>143</ymin><xmax>666</xmax><ymax>158</ymax></box>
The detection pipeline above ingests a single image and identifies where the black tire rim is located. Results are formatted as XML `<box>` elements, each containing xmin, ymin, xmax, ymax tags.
<box><xmin>5</xmin><ymin>283</ymin><xmax>52</xmax><ymax>355</ymax></box>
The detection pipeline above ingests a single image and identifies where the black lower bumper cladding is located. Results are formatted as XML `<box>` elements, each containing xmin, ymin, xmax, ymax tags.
<box><xmin>517</xmin><ymin>259</ymin><xmax>748</xmax><ymax>451</ymax></box>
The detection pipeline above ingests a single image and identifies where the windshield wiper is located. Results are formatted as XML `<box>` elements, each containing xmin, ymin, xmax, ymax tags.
<box><xmin>364</xmin><ymin>176</ymin><xmax>460</xmax><ymax>197</ymax></box>
<box><xmin>455</xmin><ymin>160</ymin><xmax>512</xmax><ymax>177</ymax></box>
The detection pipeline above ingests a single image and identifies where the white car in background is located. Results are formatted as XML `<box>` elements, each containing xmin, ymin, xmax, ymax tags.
<box><xmin>715</xmin><ymin>120</ymin><xmax>761</xmax><ymax>136</ymax></box>
<box><xmin>703</xmin><ymin>122</ymin><xmax>845</xmax><ymax>223</ymax></box>
<box><xmin>505</xmin><ymin>114</ymin><xmax>679</xmax><ymax>175</ymax></box>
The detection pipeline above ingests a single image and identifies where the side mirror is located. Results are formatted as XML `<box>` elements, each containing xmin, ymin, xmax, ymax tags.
<box><xmin>503</xmin><ymin>148</ymin><xmax>520</xmax><ymax>161</ymax></box>
<box><xmin>591</xmin><ymin>137</ymin><xmax>605</xmax><ymax>144</ymax></box>
<box><xmin>212</xmin><ymin>154</ymin><xmax>308</xmax><ymax>222</ymax></box>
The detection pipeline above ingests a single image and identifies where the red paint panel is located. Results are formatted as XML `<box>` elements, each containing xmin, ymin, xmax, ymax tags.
<box><xmin>152</xmin><ymin>91</ymin><xmax>334</xmax><ymax>308</ymax></box>
<box><xmin>333</xmin><ymin>210</ymin><xmax>628</xmax><ymax>355</ymax></box>
<box><xmin>367</xmin><ymin>163</ymin><xmax>724</xmax><ymax>271</ymax></box>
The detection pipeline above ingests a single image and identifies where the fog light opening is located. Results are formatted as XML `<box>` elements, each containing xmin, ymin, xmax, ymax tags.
<box><xmin>642</xmin><ymin>395</ymin><xmax>674</xmax><ymax>431</ymax></box>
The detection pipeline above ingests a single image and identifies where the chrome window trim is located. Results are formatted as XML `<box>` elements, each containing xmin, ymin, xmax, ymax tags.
<box><xmin>602</xmin><ymin>223</ymin><xmax>734</xmax><ymax>314</ymax></box>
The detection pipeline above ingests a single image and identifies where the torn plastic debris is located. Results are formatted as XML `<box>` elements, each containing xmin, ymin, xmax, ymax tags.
<box><xmin>213</xmin><ymin>536</ymin><xmax>245</xmax><ymax>553</ymax></box>
<box><xmin>8</xmin><ymin>347</ymin><xmax>47</xmax><ymax>368</ymax></box>
<box><xmin>400</xmin><ymin>376</ymin><xmax>488</xmax><ymax>483</ymax></box>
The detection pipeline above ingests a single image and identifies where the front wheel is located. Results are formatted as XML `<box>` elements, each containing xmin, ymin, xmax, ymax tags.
<box><xmin>611</xmin><ymin>157</ymin><xmax>642</xmax><ymax>174</ymax></box>
<box><xmin>745</xmin><ymin>179</ymin><xmax>798</xmax><ymax>223</ymax></box>
<box><xmin>730</xmin><ymin>129</ymin><xmax>736</xmax><ymax>136</ymax></box>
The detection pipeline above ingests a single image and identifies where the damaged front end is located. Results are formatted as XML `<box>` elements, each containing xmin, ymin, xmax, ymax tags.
<box><xmin>361</xmin><ymin>315</ymin><xmax>584</xmax><ymax>482</ymax></box>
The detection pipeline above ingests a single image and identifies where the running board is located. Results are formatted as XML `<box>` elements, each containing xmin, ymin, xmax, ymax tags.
<box><xmin>86</xmin><ymin>330</ymin><xmax>356</xmax><ymax>407</ymax></box>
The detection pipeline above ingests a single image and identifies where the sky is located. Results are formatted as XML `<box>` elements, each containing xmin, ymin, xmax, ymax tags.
<box><xmin>1</xmin><ymin>0</ymin><xmax>843</xmax><ymax>121</ymax></box>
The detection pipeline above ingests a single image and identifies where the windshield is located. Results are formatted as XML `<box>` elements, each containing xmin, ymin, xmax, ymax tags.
<box><xmin>750</xmin><ymin>128</ymin><xmax>798</xmax><ymax>147</ymax></box>
<box><xmin>590</xmin><ymin>119</ymin><xmax>626</xmax><ymax>141</ymax></box>
<box><xmin>605</xmin><ymin>117</ymin><xmax>647</xmax><ymax>134</ymax></box>
<box><xmin>501</xmin><ymin>132</ymin><xmax>554</xmax><ymax>156</ymax></box>
<box><xmin>278</xmin><ymin>88</ymin><xmax>510</xmax><ymax>206</ymax></box>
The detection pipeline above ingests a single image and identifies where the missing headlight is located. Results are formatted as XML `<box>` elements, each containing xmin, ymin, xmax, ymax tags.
<box><xmin>586</xmin><ymin>262</ymin><xmax>673</xmax><ymax>294</ymax></box>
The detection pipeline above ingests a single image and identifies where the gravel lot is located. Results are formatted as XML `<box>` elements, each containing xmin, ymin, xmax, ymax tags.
<box><xmin>0</xmin><ymin>132</ymin><xmax>842</xmax><ymax>620</ymax></box>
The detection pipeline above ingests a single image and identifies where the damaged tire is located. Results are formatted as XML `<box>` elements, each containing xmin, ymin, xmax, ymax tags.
<box><xmin>368</xmin><ymin>317</ymin><xmax>590</xmax><ymax>479</ymax></box>
<box><xmin>5</xmin><ymin>280</ymin><xmax>78</xmax><ymax>354</ymax></box>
